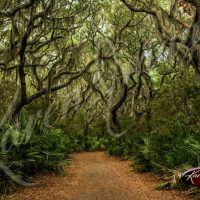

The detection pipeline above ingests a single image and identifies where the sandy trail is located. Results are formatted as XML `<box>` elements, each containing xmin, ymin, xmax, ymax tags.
<box><xmin>3</xmin><ymin>152</ymin><xmax>197</xmax><ymax>200</ymax></box>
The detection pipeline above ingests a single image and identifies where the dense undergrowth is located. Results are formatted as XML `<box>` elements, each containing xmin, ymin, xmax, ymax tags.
<box><xmin>0</xmin><ymin>115</ymin><xmax>107</xmax><ymax>194</ymax></box>
<box><xmin>104</xmin><ymin>119</ymin><xmax>200</xmax><ymax>194</ymax></box>
<box><xmin>0</xmin><ymin>119</ymin><xmax>70</xmax><ymax>194</ymax></box>
<box><xmin>1</xmin><ymin>114</ymin><xmax>200</xmax><ymax>195</ymax></box>
<box><xmin>64</xmin><ymin>115</ymin><xmax>200</xmax><ymax>194</ymax></box>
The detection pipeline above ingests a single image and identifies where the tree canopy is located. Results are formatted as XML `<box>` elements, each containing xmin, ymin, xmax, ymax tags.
<box><xmin>0</xmin><ymin>0</ymin><xmax>200</xmax><ymax>135</ymax></box>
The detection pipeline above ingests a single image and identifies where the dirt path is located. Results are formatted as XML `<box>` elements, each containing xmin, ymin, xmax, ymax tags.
<box><xmin>3</xmin><ymin>152</ymin><xmax>197</xmax><ymax>200</ymax></box>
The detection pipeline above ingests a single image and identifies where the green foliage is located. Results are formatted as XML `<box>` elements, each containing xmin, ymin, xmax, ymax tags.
<box><xmin>104</xmin><ymin>134</ymin><xmax>137</xmax><ymax>159</ymax></box>
<box><xmin>0</xmin><ymin>120</ymin><xmax>71</xmax><ymax>194</ymax></box>
<box><xmin>0</xmin><ymin>0</ymin><xmax>200</xmax><ymax>197</ymax></box>
<box><xmin>68</xmin><ymin>134</ymin><xmax>106</xmax><ymax>152</ymax></box>
<box><xmin>101</xmin><ymin>117</ymin><xmax>200</xmax><ymax>192</ymax></box>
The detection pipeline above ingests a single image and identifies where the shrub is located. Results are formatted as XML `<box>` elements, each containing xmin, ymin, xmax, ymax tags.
<box><xmin>0</xmin><ymin>121</ymin><xmax>71</xmax><ymax>194</ymax></box>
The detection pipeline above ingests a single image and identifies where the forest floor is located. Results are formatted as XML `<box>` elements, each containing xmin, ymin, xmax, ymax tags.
<box><xmin>2</xmin><ymin>152</ymin><xmax>198</xmax><ymax>200</ymax></box>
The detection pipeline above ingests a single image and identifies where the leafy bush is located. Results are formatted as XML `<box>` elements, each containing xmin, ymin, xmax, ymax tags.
<box><xmin>0</xmin><ymin>120</ymin><xmax>71</xmax><ymax>194</ymax></box>
<box><xmin>104</xmin><ymin>133</ymin><xmax>143</xmax><ymax>160</ymax></box>
<box><xmin>68</xmin><ymin>134</ymin><xmax>106</xmax><ymax>152</ymax></box>
<box><xmin>100</xmin><ymin>118</ymin><xmax>200</xmax><ymax>192</ymax></box>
